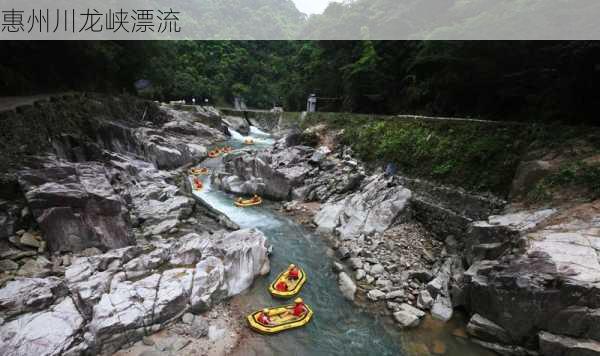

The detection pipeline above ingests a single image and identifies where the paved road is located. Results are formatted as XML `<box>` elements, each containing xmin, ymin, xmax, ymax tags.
<box><xmin>0</xmin><ymin>92</ymin><xmax>76</xmax><ymax>113</ymax></box>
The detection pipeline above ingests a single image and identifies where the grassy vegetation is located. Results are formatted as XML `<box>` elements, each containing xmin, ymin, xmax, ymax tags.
<box><xmin>302</xmin><ymin>112</ymin><xmax>600</xmax><ymax>199</ymax></box>
<box><xmin>529</xmin><ymin>161</ymin><xmax>600</xmax><ymax>202</ymax></box>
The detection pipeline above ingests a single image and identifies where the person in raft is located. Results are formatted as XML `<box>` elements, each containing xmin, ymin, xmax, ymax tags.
<box><xmin>194</xmin><ymin>177</ymin><xmax>202</xmax><ymax>189</ymax></box>
<box><xmin>257</xmin><ymin>308</ymin><xmax>273</xmax><ymax>325</ymax></box>
<box><xmin>287</xmin><ymin>264</ymin><xmax>300</xmax><ymax>280</ymax></box>
<box><xmin>275</xmin><ymin>279</ymin><xmax>288</xmax><ymax>292</ymax></box>
<box><xmin>251</xmin><ymin>194</ymin><xmax>260</xmax><ymax>203</ymax></box>
<box><xmin>290</xmin><ymin>297</ymin><xmax>306</xmax><ymax>317</ymax></box>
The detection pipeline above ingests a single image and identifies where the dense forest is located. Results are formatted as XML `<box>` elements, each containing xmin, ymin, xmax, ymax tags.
<box><xmin>2</xmin><ymin>40</ymin><xmax>600</xmax><ymax>125</ymax></box>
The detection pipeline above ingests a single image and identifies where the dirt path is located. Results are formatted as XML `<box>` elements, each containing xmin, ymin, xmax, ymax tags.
<box><xmin>0</xmin><ymin>92</ymin><xmax>76</xmax><ymax>113</ymax></box>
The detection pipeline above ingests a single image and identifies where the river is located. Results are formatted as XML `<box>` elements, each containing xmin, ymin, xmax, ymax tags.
<box><xmin>190</xmin><ymin>128</ymin><xmax>494</xmax><ymax>356</ymax></box>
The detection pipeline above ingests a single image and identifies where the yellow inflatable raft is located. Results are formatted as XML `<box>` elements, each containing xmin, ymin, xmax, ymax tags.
<box><xmin>208</xmin><ymin>150</ymin><xmax>220</xmax><ymax>158</ymax></box>
<box><xmin>247</xmin><ymin>303</ymin><xmax>313</xmax><ymax>334</ymax></box>
<box><xmin>189</xmin><ymin>167</ymin><xmax>209</xmax><ymax>176</ymax></box>
<box><xmin>268</xmin><ymin>265</ymin><xmax>306</xmax><ymax>298</ymax></box>
<box><xmin>244</xmin><ymin>138</ymin><xmax>255</xmax><ymax>145</ymax></box>
<box><xmin>234</xmin><ymin>196</ymin><xmax>263</xmax><ymax>207</ymax></box>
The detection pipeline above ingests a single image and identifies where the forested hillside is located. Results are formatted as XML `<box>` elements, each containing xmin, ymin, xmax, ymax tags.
<box><xmin>3</xmin><ymin>40</ymin><xmax>599</xmax><ymax>125</ymax></box>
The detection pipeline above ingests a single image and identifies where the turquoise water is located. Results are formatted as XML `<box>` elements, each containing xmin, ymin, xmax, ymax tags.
<box><xmin>190</xmin><ymin>129</ymin><xmax>493</xmax><ymax>356</ymax></box>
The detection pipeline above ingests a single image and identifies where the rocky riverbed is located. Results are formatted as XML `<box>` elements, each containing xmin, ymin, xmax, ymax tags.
<box><xmin>214</xmin><ymin>120</ymin><xmax>600</xmax><ymax>355</ymax></box>
<box><xmin>2</xmin><ymin>96</ymin><xmax>599</xmax><ymax>356</ymax></box>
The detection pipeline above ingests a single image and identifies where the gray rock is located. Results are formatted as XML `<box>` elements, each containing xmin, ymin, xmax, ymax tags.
<box><xmin>16</xmin><ymin>256</ymin><xmax>51</xmax><ymax>278</ymax></box>
<box><xmin>367</xmin><ymin>289</ymin><xmax>386</xmax><ymax>301</ymax></box>
<box><xmin>182</xmin><ymin>313</ymin><xmax>195</xmax><ymax>325</ymax></box>
<box><xmin>370</xmin><ymin>264</ymin><xmax>385</xmax><ymax>276</ymax></box>
<box><xmin>338</xmin><ymin>272</ymin><xmax>357</xmax><ymax>301</ymax></box>
<box><xmin>191</xmin><ymin>317</ymin><xmax>209</xmax><ymax>338</ymax></box>
<box><xmin>79</xmin><ymin>247</ymin><xmax>103</xmax><ymax>257</ymax></box>
<box><xmin>190</xmin><ymin>256</ymin><xmax>225</xmax><ymax>312</ymax></box>
<box><xmin>332</xmin><ymin>262</ymin><xmax>344</xmax><ymax>273</ymax></box>
<box><xmin>19</xmin><ymin>232</ymin><xmax>41</xmax><ymax>248</ymax></box>
<box><xmin>314</xmin><ymin>200</ymin><xmax>345</xmax><ymax>234</ymax></box>
<box><xmin>467</xmin><ymin>314</ymin><xmax>511</xmax><ymax>344</ymax></box>
<box><xmin>17</xmin><ymin>162</ymin><xmax>134</xmax><ymax>253</ymax></box>
<box><xmin>385</xmin><ymin>290</ymin><xmax>405</xmax><ymax>300</ymax></box>
<box><xmin>0</xmin><ymin>277</ymin><xmax>66</xmax><ymax>318</ymax></box>
<box><xmin>348</xmin><ymin>257</ymin><xmax>363</xmax><ymax>270</ymax></box>
<box><xmin>0</xmin><ymin>259</ymin><xmax>18</xmax><ymax>271</ymax></box>
<box><xmin>472</xmin><ymin>339</ymin><xmax>537</xmax><ymax>356</ymax></box>
<box><xmin>139</xmin><ymin>351</ymin><xmax>166</xmax><ymax>356</ymax></box>
<box><xmin>426</xmin><ymin>259</ymin><xmax>451</xmax><ymax>298</ymax></box>
<box><xmin>222</xmin><ymin>115</ymin><xmax>250</xmax><ymax>135</ymax></box>
<box><xmin>399</xmin><ymin>303</ymin><xmax>426</xmax><ymax>318</ymax></box>
<box><xmin>375</xmin><ymin>278</ymin><xmax>393</xmax><ymax>291</ymax></box>
<box><xmin>416</xmin><ymin>290</ymin><xmax>433</xmax><ymax>310</ymax></box>
<box><xmin>431</xmin><ymin>294</ymin><xmax>453</xmax><ymax>322</ymax></box>
<box><xmin>0</xmin><ymin>297</ymin><xmax>84</xmax><ymax>356</ymax></box>
<box><xmin>208</xmin><ymin>325</ymin><xmax>226</xmax><ymax>341</ymax></box>
<box><xmin>409</xmin><ymin>270</ymin><xmax>434</xmax><ymax>283</ymax></box>
<box><xmin>539</xmin><ymin>331</ymin><xmax>600</xmax><ymax>356</ymax></box>
<box><xmin>214</xmin><ymin>148</ymin><xmax>313</xmax><ymax>200</ymax></box>
<box><xmin>214</xmin><ymin>229</ymin><xmax>270</xmax><ymax>296</ymax></box>
<box><xmin>318</xmin><ymin>175</ymin><xmax>412</xmax><ymax>240</ymax></box>
<box><xmin>393</xmin><ymin>310</ymin><xmax>420</xmax><ymax>328</ymax></box>
<box><xmin>355</xmin><ymin>269</ymin><xmax>365</xmax><ymax>281</ymax></box>
<box><xmin>153</xmin><ymin>268</ymin><xmax>194</xmax><ymax>323</ymax></box>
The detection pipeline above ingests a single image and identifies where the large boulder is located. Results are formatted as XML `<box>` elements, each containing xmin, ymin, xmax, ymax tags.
<box><xmin>0</xmin><ymin>297</ymin><xmax>84</xmax><ymax>356</ymax></box>
<box><xmin>539</xmin><ymin>331</ymin><xmax>600</xmax><ymax>356</ymax></box>
<box><xmin>338</xmin><ymin>272</ymin><xmax>357</xmax><ymax>301</ymax></box>
<box><xmin>18</xmin><ymin>162</ymin><xmax>134</xmax><ymax>253</ymax></box>
<box><xmin>216</xmin><ymin>229</ymin><xmax>271</xmax><ymax>295</ymax></box>
<box><xmin>467</xmin><ymin>314</ymin><xmax>512</xmax><ymax>344</ymax></box>
<box><xmin>465</xmin><ymin>217</ymin><xmax>600</xmax><ymax>350</ymax></box>
<box><xmin>465</xmin><ymin>208</ymin><xmax>556</xmax><ymax>263</ymax></box>
<box><xmin>213</xmin><ymin>146</ymin><xmax>318</xmax><ymax>201</ymax></box>
<box><xmin>190</xmin><ymin>256</ymin><xmax>226</xmax><ymax>312</ymax></box>
<box><xmin>222</xmin><ymin>115</ymin><xmax>250</xmax><ymax>135</ymax></box>
<box><xmin>80</xmin><ymin>229</ymin><xmax>269</xmax><ymax>354</ymax></box>
<box><xmin>0</xmin><ymin>277</ymin><xmax>66</xmax><ymax>319</ymax></box>
<box><xmin>314</xmin><ymin>174</ymin><xmax>412</xmax><ymax>240</ymax></box>
<box><xmin>105</xmin><ymin>153</ymin><xmax>195</xmax><ymax>236</ymax></box>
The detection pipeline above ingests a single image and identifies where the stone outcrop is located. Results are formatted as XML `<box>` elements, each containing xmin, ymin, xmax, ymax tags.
<box><xmin>221</xmin><ymin>115</ymin><xmax>250</xmax><ymax>135</ymax></box>
<box><xmin>464</xmin><ymin>206</ymin><xmax>600</xmax><ymax>354</ymax></box>
<box><xmin>314</xmin><ymin>174</ymin><xmax>412</xmax><ymax>240</ymax></box>
<box><xmin>0</xmin><ymin>277</ymin><xmax>66</xmax><ymax>319</ymax></box>
<box><xmin>0</xmin><ymin>297</ymin><xmax>84</xmax><ymax>356</ymax></box>
<box><xmin>212</xmin><ymin>149</ymin><xmax>296</xmax><ymax>200</ymax></box>
<box><xmin>17</xmin><ymin>161</ymin><xmax>134</xmax><ymax>253</ymax></box>
<box><xmin>105</xmin><ymin>152</ymin><xmax>196</xmax><ymax>237</ymax></box>
<box><xmin>539</xmin><ymin>331</ymin><xmax>600</xmax><ymax>356</ymax></box>
<box><xmin>464</xmin><ymin>208</ymin><xmax>556</xmax><ymax>264</ymax></box>
<box><xmin>0</xmin><ymin>229</ymin><xmax>270</xmax><ymax>355</ymax></box>
<box><xmin>212</xmin><ymin>140</ymin><xmax>369</xmax><ymax>202</ymax></box>
<box><xmin>0</xmin><ymin>99</ymin><xmax>268</xmax><ymax>356</ymax></box>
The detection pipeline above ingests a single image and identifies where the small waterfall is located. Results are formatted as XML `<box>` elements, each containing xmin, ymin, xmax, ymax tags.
<box><xmin>228</xmin><ymin>128</ymin><xmax>246</xmax><ymax>141</ymax></box>
<box><xmin>227</xmin><ymin>126</ymin><xmax>274</xmax><ymax>146</ymax></box>
<box><xmin>249</xmin><ymin>126</ymin><xmax>269</xmax><ymax>136</ymax></box>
